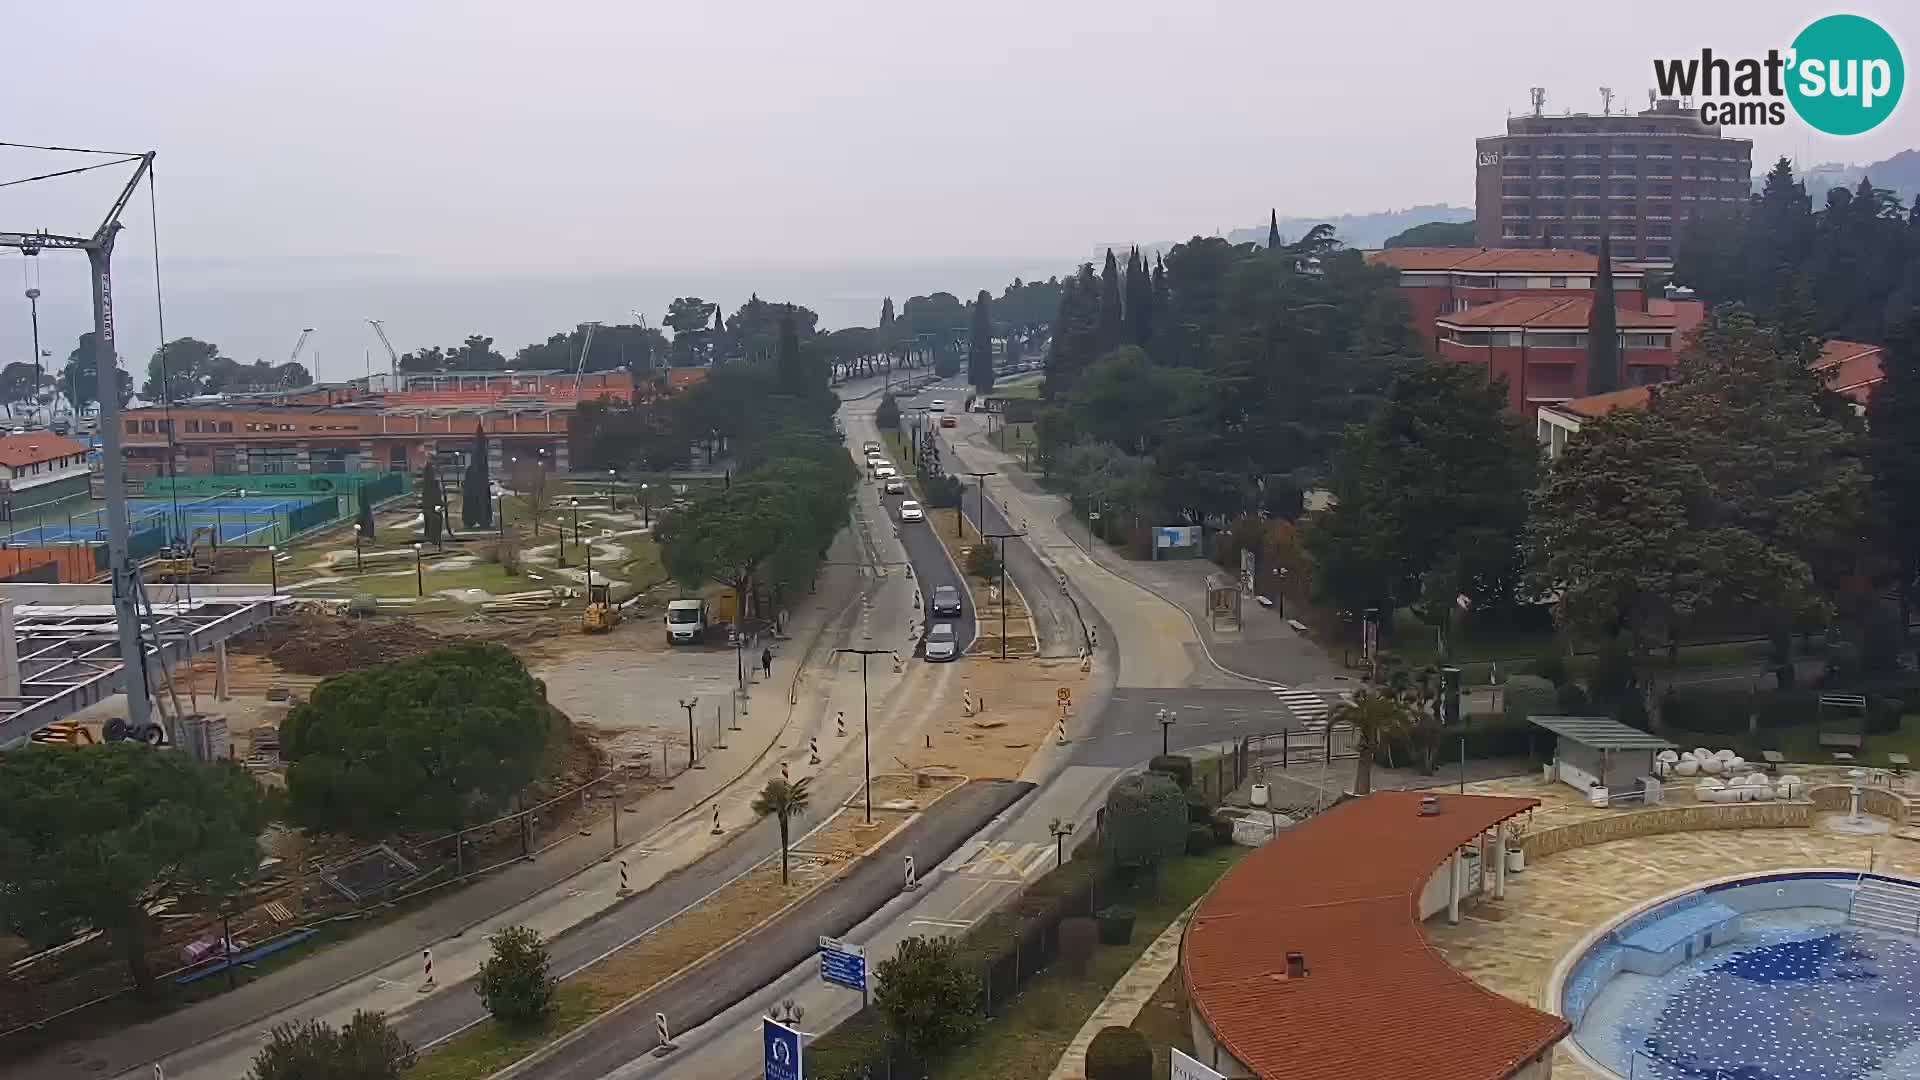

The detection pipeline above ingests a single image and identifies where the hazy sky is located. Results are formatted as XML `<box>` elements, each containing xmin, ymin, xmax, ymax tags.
<box><xmin>0</xmin><ymin>1</ymin><xmax>1915</xmax><ymax>374</ymax></box>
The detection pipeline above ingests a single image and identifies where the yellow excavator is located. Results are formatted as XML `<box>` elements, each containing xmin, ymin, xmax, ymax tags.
<box><xmin>582</xmin><ymin>583</ymin><xmax>619</xmax><ymax>633</ymax></box>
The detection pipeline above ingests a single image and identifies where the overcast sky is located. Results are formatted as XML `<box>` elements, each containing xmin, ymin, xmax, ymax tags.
<box><xmin>0</xmin><ymin>2</ymin><xmax>1914</xmax><ymax>375</ymax></box>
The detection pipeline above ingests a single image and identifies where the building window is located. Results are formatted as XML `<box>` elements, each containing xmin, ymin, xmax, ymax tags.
<box><xmin>1454</xmin><ymin>330</ymin><xmax>1492</xmax><ymax>346</ymax></box>
<box><xmin>186</xmin><ymin>419</ymin><xmax>200</xmax><ymax>433</ymax></box>
<box><xmin>1623</xmin><ymin>332</ymin><xmax>1673</xmax><ymax>349</ymax></box>
<box><xmin>1489</xmin><ymin>331</ymin><xmax>1523</xmax><ymax>346</ymax></box>
<box><xmin>140</xmin><ymin>420</ymin><xmax>156</xmax><ymax>433</ymax></box>
<box><xmin>219</xmin><ymin>421</ymin><xmax>233</xmax><ymax>433</ymax></box>
<box><xmin>1582</xmin><ymin>143</ymin><xmax>1602</xmax><ymax>156</ymax></box>
<box><xmin>1530</xmin><ymin>332</ymin><xmax>1587</xmax><ymax>348</ymax></box>
<box><xmin>1628</xmin><ymin>365</ymin><xmax>1667</xmax><ymax>386</ymax></box>
<box><xmin>125</xmin><ymin>420</ymin><xmax>138</xmax><ymax>434</ymax></box>
<box><xmin>1614</xmin><ymin>143</ymin><xmax>1635</xmax><ymax>156</ymax></box>
<box><xmin>1549</xmin><ymin>276</ymin><xmax>1568</xmax><ymax>288</ymax></box>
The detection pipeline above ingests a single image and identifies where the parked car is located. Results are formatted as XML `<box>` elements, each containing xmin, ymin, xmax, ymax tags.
<box><xmin>899</xmin><ymin>499</ymin><xmax>925</xmax><ymax>522</ymax></box>
<box><xmin>874</xmin><ymin>464</ymin><xmax>898</xmax><ymax>480</ymax></box>
<box><xmin>928</xmin><ymin>399</ymin><xmax>946</xmax><ymax>413</ymax></box>
<box><xmin>862</xmin><ymin>440</ymin><xmax>882</xmax><ymax>454</ymax></box>
<box><xmin>931</xmin><ymin>584</ymin><xmax>963</xmax><ymax>617</ymax></box>
<box><xmin>941</xmin><ymin>415</ymin><xmax>957</xmax><ymax>428</ymax></box>
<box><xmin>925</xmin><ymin>622</ymin><xmax>958</xmax><ymax>662</ymax></box>
<box><xmin>884</xmin><ymin>478</ymin><xmax>907</xmax><ymax>495</ymax></box>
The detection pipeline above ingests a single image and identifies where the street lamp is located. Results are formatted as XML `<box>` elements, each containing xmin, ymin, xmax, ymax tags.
<box><xmin>267</xmin><ymin>544</ymin><xmax>278</xmax><ymax>596</ymax></box>
<box><xmin>569</xmin><ymin>497</ymin><xmax>581</xmax><ymax>544</ymax></box>
<box><xmin>1157</xmin><ymin>708</ymin><xmax>1177</xmax><ymax>757</ymax></box>
<box><xmin>1048</xmin><ymin>817</ymin><xmax>1076</xmax><ymax>868</ymax></box>
<box><xmin>606</xmin><ymin>468</ymin><xmax>617</xmax><ymax>510</ymax></box>
<box><xmin>834</xmin><ymin>647</ymin><xmax>890</xmax><ymax>823</ymax></box>
<box><xmin>640</xmin><ymin>482</ymin><xmax>651</xmax><ymax>528</ymax></box>
<box><xmin>492</xmin><ymin>482</ymin><xmax>505</xmax><ymax>536</ymax></box>
<box><xmin>412</xmin><ymin>542</ymin><xmax>423</xmax><ymax>597</ymax></box>
<box><xmin>679</xmin><ymin>698</ymin><xmax>702</xmax><ymax>770</ymax></box>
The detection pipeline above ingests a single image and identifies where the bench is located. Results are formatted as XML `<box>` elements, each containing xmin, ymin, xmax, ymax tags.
<box><xmin>1286</xmin><ymin>619</ymin><xmax>1309</xmax><ymax>635</ymax></box>
<box><xmin>1819</xmin><ymin>731</ymin><xmax>1866</xmax><ymax>752</ymax></box>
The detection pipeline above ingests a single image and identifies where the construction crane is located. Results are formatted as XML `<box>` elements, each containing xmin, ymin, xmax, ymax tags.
<box><xmin>572</xmin><ymin>321</ymin><xmax>600</xmax><ymax>395</ymax></box>
<box><xmin>290</xmin><ymin>327</ymin><xmax>316</xmax><ymax>364</ymax></box>
<box><xmin>367</xmin><ymin>319</ymin><xmax>400</xmax><ymax>384</ymax></box>
<box><xmin>632</xmin><ymin>310</ymin><xmax>664</xmax><ymax>371</ymax></box>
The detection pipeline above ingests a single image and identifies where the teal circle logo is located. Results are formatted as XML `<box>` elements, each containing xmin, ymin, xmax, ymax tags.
<box><xmin>1787</xmin><ymin>14</ymin><xmax>1904</xmax><ymax>135</ymax></box>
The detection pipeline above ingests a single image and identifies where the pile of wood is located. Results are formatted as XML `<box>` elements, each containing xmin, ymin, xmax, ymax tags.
<box><xmin>479</xmin><ymin>587</ymin><xmax>577</xmax><ymax>614</ymax></box>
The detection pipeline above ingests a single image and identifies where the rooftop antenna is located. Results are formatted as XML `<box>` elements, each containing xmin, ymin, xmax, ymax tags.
<box><xmin>1600</xmin><ymin>87</ymin><xmax>1615</xmax><ymax>116</ymax></box>
<box><xmin>1648</xmin><ymin>88</ymin><xmax>1657</xmax><ymax>110</ymax></box>
<box><xmin>1529</xmin><ymin>87</ymin><xmax>1547</xmax><ymax>117</ymax></box>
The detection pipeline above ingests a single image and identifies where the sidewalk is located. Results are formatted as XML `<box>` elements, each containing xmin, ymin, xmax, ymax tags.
<box><xmin>27</xmin><ymin>558</ymin><xmax>871</xmax><ymax>1080</ymax></box>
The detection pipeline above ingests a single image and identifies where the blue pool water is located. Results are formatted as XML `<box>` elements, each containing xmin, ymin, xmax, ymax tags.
<box><xmin>1570</xmin><ymin>878</ymin><xmax>1920</xmax><ymax>1080</ymax></box>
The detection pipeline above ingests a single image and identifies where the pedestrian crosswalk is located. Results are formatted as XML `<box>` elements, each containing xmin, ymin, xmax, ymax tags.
<box><xmin>1271</xmin><ymin>686</ymin><xmax>1343</xmax><ymax>731</ymax></box>
<box><xmin>942</xmin><ymin>840</ymin><xmax>1055</xmax><ymax>882</ymax></box>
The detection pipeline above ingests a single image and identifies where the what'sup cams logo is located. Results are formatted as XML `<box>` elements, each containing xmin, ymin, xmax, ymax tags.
<box><xmin>1653</xmin><ymin>14</ymin><xmax>1903</xmax><ymax>135</ymax></box>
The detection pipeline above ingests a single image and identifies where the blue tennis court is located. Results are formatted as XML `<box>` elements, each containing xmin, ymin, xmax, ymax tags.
<box><xmin>4</xmin><ymin>493</ymin><xmax>340</xmax><ymax>547</ymax></box>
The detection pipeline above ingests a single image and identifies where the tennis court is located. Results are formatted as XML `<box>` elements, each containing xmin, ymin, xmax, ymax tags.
<box><xmin>4</xmin><ymin>493</ymin><xmax>341</xmax><ymax>547</ymax></box>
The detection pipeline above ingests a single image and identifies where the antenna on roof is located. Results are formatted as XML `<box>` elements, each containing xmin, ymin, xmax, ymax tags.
<box><xmin>1529</xmin><ymin>87</ymin><xmax>1547</xmax><ymax>117</ymax></box>
<box><xmin>1647</xmin><ymin>88</ymin><xmax>1656</xmax><ymax>110</ymax></box>
<box><xmin>1599</xmin><ymin>87</ymin><xmax>1614</xmax><ymax>116</ymax></box>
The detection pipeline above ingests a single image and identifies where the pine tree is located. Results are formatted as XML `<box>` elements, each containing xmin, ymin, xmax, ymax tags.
<box><xmin>968</xmin><ymin>290</ymin><xmax>995</xmax><ymax>395</ymax></box>
<box><xmin>1097</xmin><ymin>249</ymin><xmax>1124</xmax><ymax>354</ymax></box>
<box><xmin>1869</xmin><ymin>310</ymin><xmax>1920</xmax><ymax>628</ymax></box>
<box><xmin>1268</xmin><ymin>209</ymin><xmax>1282</xmax><ymax>250</ymax></box>
<box><xmin>1585</xmin><ymin>231</ymin><xmax>1620</xmax><ymax>395</ymax></box>
<box><xmin>462</xmin><ymin>424</ymin><xmax>492</xmax><ymax>529</ymax></box>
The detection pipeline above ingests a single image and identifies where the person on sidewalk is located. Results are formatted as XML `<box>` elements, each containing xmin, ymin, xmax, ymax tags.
<box><xmin>761</xmin><ymin>646</ymin><xmax>773</xmax><ymax>679</ymax></box>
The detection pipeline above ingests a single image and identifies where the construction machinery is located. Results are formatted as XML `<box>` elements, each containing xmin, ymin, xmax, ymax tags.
<box><xmin>143</xmin><ymin>526</ymin><xmax>219</xmax><ymax>582</ymax></box>
<box><xmin>582</xmin><ymin>582</ymin><xmax>619</xmax><ymax>633</ymax></box>
<box><xmin>30</xmin><ymin>721</ymin><xmax>94</xmax><ymax>746</ymax></box>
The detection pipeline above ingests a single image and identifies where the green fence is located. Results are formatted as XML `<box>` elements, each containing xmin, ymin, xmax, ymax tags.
<box><xmin>142</xmin><ymin>471</ymin><xmax>405</xmax><ymax>499</ymax></box>
<box><xmin>286</xmin><ymin>496</ymin><xmax>342</xmax><ymax>535</ymax></box>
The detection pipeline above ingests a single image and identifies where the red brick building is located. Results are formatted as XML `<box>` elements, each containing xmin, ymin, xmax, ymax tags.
<box><xmin>1434</xmin><ymin>295</ymin><xmax>1683</xmax><ymax>413</ymax></box>
<box><xmin>1368</xmin><ymin>247</ymin><xmax>1648</xmax><ymax>351</ymax></box>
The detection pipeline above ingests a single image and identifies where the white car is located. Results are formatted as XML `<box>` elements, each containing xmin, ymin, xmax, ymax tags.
<box><xmin>884</xmin><ymin>478</ymin><xmax>907</xmax><ymax>495</ymax></box>
<box><xmin>924</xmin><ymin>622</ymin><xmax>958</xmax><ymax>662</ymax></box>
<box><xmin>928</xmin><ymin>399</ymin><xmax>946</xmax><ymax>413</ymax></box>
<box><xmin>899</xmin><ymin>499</ymin><xmax>924</xmax><ymax>522</ymax></box>
<box><xmin>874</xmin><ymin>464</ymin><xmax>898</xmax><ymax>480</ymax></box>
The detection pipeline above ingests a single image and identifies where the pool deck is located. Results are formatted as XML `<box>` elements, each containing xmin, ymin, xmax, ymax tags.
<box><xmin>1426</xmin><ymin>774</ymin><xmax>1920</xmax><ymax>1079</ymax></box>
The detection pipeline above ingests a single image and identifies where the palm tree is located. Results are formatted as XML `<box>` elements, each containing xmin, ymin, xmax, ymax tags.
<box><xmin>751</xmin><ymin>776</ymin><xmax>813</xmax><ymax>885</ymax></box>
<box><xmin>1330</xmin><ymin>689</ymin><xmax>1412</xmax><ymax>797</ymax></box>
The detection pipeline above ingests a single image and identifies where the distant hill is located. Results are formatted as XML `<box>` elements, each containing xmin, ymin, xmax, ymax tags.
<box><xmin>1768</xmin><ymin>149</ymin><xmax>1920</xmax><ymax>205</ymax></box>
<box><xmin>1094</xmin><ymin>203</ymin><xmax>1475</xmax><ymax>263</ymax></box>
<box><xmin>1384</xmin><ymin>220</ymin><xmax>1478</xmax><ymax>248</ymax></box>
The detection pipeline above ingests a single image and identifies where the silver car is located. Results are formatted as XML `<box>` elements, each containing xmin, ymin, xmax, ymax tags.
<box><xmin>925</xmin><ymin>622</ymin><xmax>958</xmax><ymax>662</ymax></box>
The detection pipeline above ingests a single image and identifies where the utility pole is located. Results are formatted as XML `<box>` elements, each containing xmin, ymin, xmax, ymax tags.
<box><xmin>962</xmin><ymin>470</ymin><xmax>994</xmax><ymax>541</ymax></box>
<box><xmin>982</xmin><ymin>530</ymin><xmax>1023</xmax><ymax>660</ymax></box>
<box><xmin>2</xmin><ymin>149</ymin><xmax>160</xmax><ymax>741</ymax></box>
<box><xmin>835</xmin><ymin>648</ymin><xmax>891</xmax><ymax>823</ymax></box>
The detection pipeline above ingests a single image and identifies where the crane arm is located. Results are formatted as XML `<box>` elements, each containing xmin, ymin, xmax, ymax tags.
<box><xmin>574</xmin><ymin>322</ymin><xmax>599</xmax><ymax>394</ymax></box>
<box><xmin>290</xmin><ymin>329</ymin><xmax>313</xmax><ymax>363</ymax></box>
<box><xmin>367</xmin><ymin>319</ymin><xmax>400</xmax><ymax>379</ymax></box>
<box><xmin>0</xmin><ymin>231</ymin><xmax>91</xmax><ymax>252</ymax></box>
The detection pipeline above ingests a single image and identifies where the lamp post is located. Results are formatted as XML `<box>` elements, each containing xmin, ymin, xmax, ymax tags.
<box><xmin>984</xmin><ymin>530</ymin><xmax>1023</xmax><ymax>660</ymax></box>
<box><xmin>557</xmin><ymin>497</ymin><xmax>571</xmax><ymax>569</ymax></box>
<box><xmin>493</xmin><ymin>482</ymin><xmax>505</xmax><ymax>536</ymax></box>
<box><xmin>607</xmin><ymin>468</ymin><xmax>617</xmax><ymax>510</ymax></box>
<box><xmin>679</xmin><ymin>698</ymin><xmax>701</xmax><ymax>770</ymax></box>
<box><xmin>267</xmin><ymin>544</ymin><xmax>278</xmax><ymax>596</ymax></box>
<box><xmin>570</xmin><ymin>497</ymin><xmax>581</xmax><ymax>543</ymax></box>
<box><xmin>1157</xmin><ymin>708</ymin><xmax>1177</xmax><ymax>757</ymax></box>
<box><xmin>1048</xmin><ymin>817</ymin><xmax>1076</xmax><ymax>868</ymax></box>
<box><xmin>962</xmin><ymin>471</ymin><xmax>993</xmax><ymax>541</ymax></box>
<box><xmin>584</xmin><ymin>519</ymin><xmax>594</xmax><ymax>583</ymax></box>
<box><xmin>640</xmin><ymin>483</ymin><xmax>651</xmax><ymax>528</ymax></box>
<box><xmin>413</xmin><ymin>542</ymin><xmax>423</xmax><ymax>596</ymax></box>
<box><xmin>354</xmin><ymin>532</ymin><xmax>363</xmax><ymax>572</ymax></box>
<box><xmin>834</xmin><ymin>648</ymin><xmax>889</xmax><ymax>823</ymax></box>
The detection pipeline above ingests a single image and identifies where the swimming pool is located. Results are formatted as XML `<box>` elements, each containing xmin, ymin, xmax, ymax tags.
<box><xmin>1557</xmin><ymin>871</ymin><xmax>1920</xmax><ymax>1079</ymax></box>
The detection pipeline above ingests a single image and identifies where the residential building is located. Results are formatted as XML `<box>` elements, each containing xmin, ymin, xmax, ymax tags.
<box><xmin>1434</xmin><ymin>296</ymin><xmax>1683</xmax><ymax>413</ymax></box>
<box><xmin>1367</xmin><ymin>247</ymin><xmax>1647</xmax><ymax>346</ymax></box>
<box><xmin>1475</xmin><ymin>97</ymin><xmax>1754</xmax><ymax>261</ymax></box>
<box><xmin>1534</xmin><ymin>338</ymin><xmax>1885</xmax><ymax>457</ymax></box>
<box><xmin>0</xmin><ymin>433</ymin><xmax>92</xmax><ymax>515</ymax></box>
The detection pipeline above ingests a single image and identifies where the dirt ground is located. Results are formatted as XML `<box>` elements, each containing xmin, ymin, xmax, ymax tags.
<box><xmin>905</xmin><ymin>655</ymin><xmax>1091</xmax><ymax>780</ymax></box>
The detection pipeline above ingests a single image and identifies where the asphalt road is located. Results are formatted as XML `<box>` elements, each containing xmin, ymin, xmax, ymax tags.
<box><xmin>500</xmin><ymin>780</ymin><xmax>1035</xmax><ymax>1080</ymax></box>
<box><xmin>1072</xmin><ymin>686</ymin><xmax>1315</xmax><ymax>767</ymax></box>
<box><xmin>858</xmin><ymin>427</ymin><xmax>977</xmax><ymax>660</ymax></box>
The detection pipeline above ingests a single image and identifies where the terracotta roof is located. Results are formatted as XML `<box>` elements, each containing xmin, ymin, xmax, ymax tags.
<box><xmin>0</xmin><ymin>433</ymin><xmax>89</xmax><ymax>468</ymax></box>
<box><xmin>1368</xmin><ymin>247</ymin><xmax>1633</xmax><ymax>274</ymax></box>
<box><xmin>1811</xmin><ymin>339</ymin><xmax>1883</xmax><ymax>403</ymax></box>
<box><xmin>1437</xmin><ymin>295</ymin><xmax>1673</xmax><ymax>330</ymax></box>
<box><xmin>1183</xmin><ymin>791</ymin><xmax>1564</xmax><ymax>1080</ymax></box>
<box><xmin>1550</xmin><ymin>386</ymin><xmax>1654</xmax><ymax>419</ymax></box>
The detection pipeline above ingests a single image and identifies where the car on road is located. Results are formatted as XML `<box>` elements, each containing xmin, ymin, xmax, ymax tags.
<box><xmin>941</xmin><ymin>415</ymin><xmax>957</xmax><ymax>428</ymax></box>
<box><xmin>884</xmin><ymin>478</ymin><xmax>907</xmax><ymax>495</ymax></box>
<box><xmin>899</xmin><ymin>499</ymin><xmax>924</xmax><ymax>522</ymax></box>
<box><xmin>931</xmin><ymin>584</ymin><xmax>963</xmax><ymax>617</ymax></box>
<box><xmin>862</xmin><ymin>440</ymin><xmax>881</xmax><ymax>455</ymax></box>
<box><xmin>928</xmin><ymin>399</ymin><xmax>946</xmax><ymax>412</ymax></box>
<box><xmin>874</xmin><ymin>464</ymin><xmax>898</xmax><ymax>480</ymax></box>
<box><xmin>924</xmin><ymin>622</ymin><xmax>958</xmax><ymax>662</ymax></box>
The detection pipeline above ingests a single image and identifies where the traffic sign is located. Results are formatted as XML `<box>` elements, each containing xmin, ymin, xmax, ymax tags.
<box><xmin>817</xmin><ymin>935</ymin><xmax>867</xmax><ymax>994</ymax></box>
<box><xmin>763</xmin><ymin>1017</ymin><xmax>803</xmax><ymax>1080</ymax></box>
<box><xmin>1171</xmin><ymin>1048</ymin><xmax>1224</xmax><ymax>1080</ymax></box>
<box><xmin>1056</xmin><ymin>686</ymin><xmax>1072</xmax><ymax>705</ymax></box>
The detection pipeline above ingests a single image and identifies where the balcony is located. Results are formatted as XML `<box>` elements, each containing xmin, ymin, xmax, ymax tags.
<box><xmin>1572</xmin><ymin>213</ymin><xmax>1602</xmax><ymax>220</ymax></box>
<box><xmin>1537</xmin><ymin>172</ymin><xmax>1567</xmax><ymax>180</ymax></box>
<box><xmin>1646</xmin><ymin>215</ymin><xmax>1672</xmax><ymax>221</ymax></box>
<box><xmin>1504</xmin><ymin>151</ymin><xmax>1531</xmax><ymax>160</ymax></box>
<box><xmin>1646</xmin><ymin>153</ymin><xmax>1673</xmax><ymax>159</ymax></box>
<box><xmin>1503</xmin><ymin>193</ymin><xmax>1530</xmax><ymax>200</ymax></box>
<box><xmin>1609</xmin><ymin>173</ymin><xmax>1638</xmax><ymax>181</ymax></box>
<box><xmin>1502</xmin><ymin>212</ymin><xmax>1531</xmax><ymax>220</ymax></box>
<box><xmin>1608</xmin><ymin>193</ymin><xmax>1636</xmax><ymax>199</ymax></box>
<box><xmin>1537</xmin><ymin>152</ymin><xmax>1567</xmax><ymax>160</ymax></box>
<box><xmin>1572</xmin><ymin>152</ymin><xmax>1601</xmax><ymax>159</ymax></box>
<box><xmin>1572</xmin><ymin>172</ymin><xmax>1602</xmax><ymax>180</ymax></box>
<box><xmin>1536</xmin><ymin>213</ymin><xmax>1567</xmax><ymax>220</ymax></box>
<box><xmin>1679</xmin><ymin>194</ymin><xmax>1696</xmax><ymax>200</ymax></box>
<box><xmin>1646</xmin><ymin>234</ymin><xmax>1673</xmax><ymax>241</ymax></box>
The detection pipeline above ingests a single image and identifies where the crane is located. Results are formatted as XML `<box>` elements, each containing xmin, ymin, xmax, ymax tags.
<box><xmin>573</xmin><ymin>322</ymin><xmax>600</xmax><ymax>395</ymax></box>
<box><xmin>289</xmin><ymin>327</ymin><xmax>316</xmax><ymax>372</ymax></box>
<box><xmin>632</xmin><ymin>310</ymin><xmax>664</xmax><ymax>371</ymax></box>
<box><xmin>367</xmin><ymin>319</ymin><xmax>400</xmax><ymax>384</ymax></box>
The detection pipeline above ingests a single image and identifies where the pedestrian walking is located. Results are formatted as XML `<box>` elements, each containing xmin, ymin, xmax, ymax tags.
<box><xmin>761</xmin><ymin>646</ymin><xmax>773</xmax><ymax>678</ymax></box>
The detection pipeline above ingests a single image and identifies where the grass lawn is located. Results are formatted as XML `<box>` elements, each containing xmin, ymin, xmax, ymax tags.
<box><xmin>405</xmin><ymin>983</ymin><xmax>604</xmax><ymax>1080</ymax></box>
<box><xmin>988</xmin><ymin>422</ymin><xmax>1035</xmax><ymax>457</ymax></box>
<box><xmin>805</xmin><ymin>845</ymin><xmax>1242</xmax><ymax>1080</ymax></box>
<box><xmin>1665</xmin><ymin>713</ymin><xmax>1920</xmax><ymax>769</ymax></box>
<box><xmin>1128</xmin><ymin>968</ymin><xmax>1194</xmax><ymax>1080</ymax></box>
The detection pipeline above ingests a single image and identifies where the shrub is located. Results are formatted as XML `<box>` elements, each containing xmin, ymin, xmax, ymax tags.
<box><xmin>1085</xmin><ymin>1026</ymin><xmax>1153</xmax><ymax>1080</ymax></box>
<box><xmin>476</xmin><ymin>925</ymin><xmax>557</xmax><ymax>1028</ymax></box>
<box><xmin>1059</xmin><ymin>916</ymin><xmax>1098</xmax><ymax>976</ymax></box>
<box><xmin>1185</xmin><ymin>789</ymin><xmax>1213</xmax><ymax>824</ymax></box>
<box><xmin>1096</xmin><ymin>906</ymin><xmax>1136</xmax><ymax>946</ymax></box>
<box><xmin>1148</xmin><ymin>754</ymin><xmax>1193</xmax><ymax>790</ymax></box>
<box><xmin>1555</xmin><ymin>680</ymin><xmax>1590</xmax><ymax>714</ymax></box>
<box><xmin>1869</xmin><ymin>695</ymin><xmax>1903</xmax><ymax>735</ymax></box>
<box><xmin>247</xmin><ymin>1011</ymin><xmax>415</xmax><ymax>1080</ymax></box>
<box><xmin>966</xmin><ymin>542</ymin><xmax>1001</xmax><ymax>580</ymax></box>
<box><xmin>1211</xmin><ymin>812</ymin><xmax>1236</xmax><ymax>845</ymax></box>
<box><xmin>923</xmin><ymin>473</ymin><xmax>964</xmax><ymax>508</ymax></box>
<box><xmin>874</xmin><ymin>935</ymin><xmax>982</xmax><ymax>1059</ymax></box>
<box><xmin>1185</xmin><ymin>823</ymin><xmax>1215</xmax><ymax>854</ymax></box>
<box><xmin>1102</xmin><ymin>772</ymin><xmax>1186</xmax><ymax>869</ymax></box>
<box><xmin>875</xmin><ymin>392</ymin><xmax>901</xmax><ymax>430</ymax></box>
<box><xmin>1501</xmin><ymin>674</ymin><xmax>1557</xmax><ymax>725</ymax></box>
<box><xmin>1533</xmin><ymin>649</ymin><xmax>1570</xmax><ymax>688</ymax></box>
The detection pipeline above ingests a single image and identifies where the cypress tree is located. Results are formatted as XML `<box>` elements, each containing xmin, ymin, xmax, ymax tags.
<box><xmin>421</xmin><ymin>462</ymin><xmax>444</xmax><ymax>546</ymax></box>
<box><xmin>711</xmin><ymin>303</ymin><xmax>726</xmax><ymax>362</ymax></box>
<box><xmin>1869</xmin><ymin>311</ymin><xmax>1920</xmax><ymax>628</ymax></box>
<box><xmin>462</xmin><ymin>424</ymin><xmax>492</xmax><ymax>529</ymax></box>
<box><xmin>880</xmin><ymin>296</ymin><xmax>896</xmax><ymax>370</ymax></box>
<box><xmin>356</xmin><ymin>481</ymin><xmax>375</xmax><ymax>539</ymax></box>
<box><xmin>1097</xmin><ymin>249</ymin><xmax>1123</xmax><ymax>354</ymax></box>
<box><xmin>968</xmin><ymin>290</ymin><xmax>995</xmax><ymax>395</ymax></box>
<box><xmin>1585</xmin><ymin>231</ymin><xmax>1620</xmax><ymax>395</ymax></box>
<box><xmin>1126</xmin><ymin>247</ymin><xmax>1152</xmax><ymax>347</ymax></box>
<box><xmin>1268</xmin><ymin>209</ymin><xmax>1282</xmax><ymax>250</ymax></box>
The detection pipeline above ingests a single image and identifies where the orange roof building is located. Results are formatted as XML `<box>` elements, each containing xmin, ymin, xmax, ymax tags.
<box><xmin>1433</xmin><ymin>296</ymin><xmax>1682</xmax><ymax>414</ymax></box>
<box><xmin>1183</xmin><ymin>791</ymin><xmax>1565</xmax><ymax>1079</ymax></box>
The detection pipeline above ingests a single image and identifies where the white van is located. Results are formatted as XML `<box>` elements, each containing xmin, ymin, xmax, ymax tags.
<box><xmin>666</xmin><ymin>598</ymin><xmax>708</xmax><ymax>645</ymax></box>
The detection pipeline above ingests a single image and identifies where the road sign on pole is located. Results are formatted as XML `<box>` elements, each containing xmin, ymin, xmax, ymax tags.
<box><xmin>818</xmin><ymin>935</ymin><xmax>868</xmax><ymax>999</ymax></box>
<box><xmin>763</xmin><ymin>1017</ymin><xmax>803</xmax><ymax>1080</ymax></box>
<box><xmin>1171</xmin><ymin>1047</ymin><xmax>1225</xmax><ymax>1080</ymax></box>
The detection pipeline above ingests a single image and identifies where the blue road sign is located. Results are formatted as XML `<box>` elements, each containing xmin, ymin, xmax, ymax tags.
<box><xmin>764</xmin><ymin>1017</ymin><xmax>802</xmax><ymax>1080</ymax></box>
<box><xmin>817</xmin><ymin>935</ymin><xmax>867</xmax><ymax>993</ymax></box>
